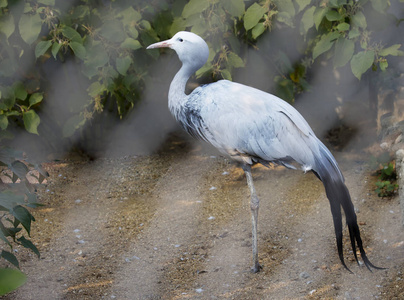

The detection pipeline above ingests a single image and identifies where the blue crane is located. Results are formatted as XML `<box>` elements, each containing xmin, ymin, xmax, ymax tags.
<box><xmin>147</xmin><ymin>31</ymin><xmax>380</xmax><ymax>273</ymax></box>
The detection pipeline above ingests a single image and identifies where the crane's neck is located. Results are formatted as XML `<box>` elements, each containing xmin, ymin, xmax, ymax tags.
<box><xmin>168</xmin><ymin>64</ymin><xmax>195</xmax><ymax>117</ymax></box>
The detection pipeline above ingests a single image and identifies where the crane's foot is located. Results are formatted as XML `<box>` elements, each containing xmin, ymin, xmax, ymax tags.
<box><xmin>251</xmin><ymin>263</ymin><xmax>263</xmax><ymax>273</ymax></box>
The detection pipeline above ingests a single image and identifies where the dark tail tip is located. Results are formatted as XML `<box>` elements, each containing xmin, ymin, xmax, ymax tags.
<box><xmin>347</xmin><ymin>221</ymin><xmax>386</xmax><ymax>272</ymax></box>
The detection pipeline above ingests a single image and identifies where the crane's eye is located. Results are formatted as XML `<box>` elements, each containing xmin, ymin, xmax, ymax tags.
<box><xmin>178</xmin><ymin>38</ymin><xmax>184</xmax><ymax>42</ymax></box>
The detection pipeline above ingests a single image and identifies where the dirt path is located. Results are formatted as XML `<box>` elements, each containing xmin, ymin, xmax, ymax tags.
<box><xmin>2</xmin><ymin>135</ymin><xmax>404</xmax><ymax>299</ymax></box>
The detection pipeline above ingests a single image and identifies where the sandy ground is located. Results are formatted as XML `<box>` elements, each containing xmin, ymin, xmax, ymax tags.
<box><xmin>1</xmin><ymin>133</ymin><xmax>404</xmax><ymax>300</ymax></box>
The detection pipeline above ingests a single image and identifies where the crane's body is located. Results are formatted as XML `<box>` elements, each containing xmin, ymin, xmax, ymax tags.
<box><xmin>147</xmin><ymin>31</ymin><xmax>380</xmax><ymax>273</ymax></box>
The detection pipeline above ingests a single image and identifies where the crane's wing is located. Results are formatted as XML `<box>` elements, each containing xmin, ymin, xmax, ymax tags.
<box><xmin>187</xmin><ymin>80</ymin><xmax>320</xmax><ymax>170</ymax></box>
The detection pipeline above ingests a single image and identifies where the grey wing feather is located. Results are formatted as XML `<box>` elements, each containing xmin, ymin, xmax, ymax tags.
<box><xmin>191</xmin><ymin>81</ymin><xmax>321</xmax><ymax>170</ymax></box>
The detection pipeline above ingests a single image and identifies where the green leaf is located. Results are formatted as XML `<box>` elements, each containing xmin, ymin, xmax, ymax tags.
<box><xmin>182</xmin><ymin>0</ymin><xmax>210</xmax><ymax>18</ymax></box>
<box><xmin>116</xmin><ymin>56</ymin><xmax>132</xmax><ymax>76</ymax></box>
<box><xmin>276</xmin><ymin>78</ymin><xmax>294</xmax><ymax>103</ymax></box>
<box><xmin>314</xmin><ymin>7</ymin><xmax>330</xmax><ymax>30</ymax></box>
<box><xmin>51</xmin><ymin>42</ymin><xmax>62</xmax><ymax>59</ymax></box>
<box><xmin>300</xmin><ymin>6</ymin><xmax>316</xmax><ymax>35</ymax></box>
<box><xmin>379</xmin><ymin>59</ymin><xmax>388</xmax><ymax>71</ymax></box>
<box><xmin>0</xmin><ymin>192</ymin><xmax>25</xmax><ymax>210</ymax></box>
<box><xmin>370</xmin><ymin>0</ymin><xmax>388</xmax><ymax>12</ymax></box>
<box><xmin>62</xmin><ymin>114</ymin><xmax>85</xmax><ymax>137</ymax></box>
<box><xmin>61</xmin><ymin>26</ymin><xmax>82</xmax><ymax>43</ymax></box>
<box><xmin>252</xmin><ymin>22</ymin><xmax>266</xmax><ymax>39</ymax></box>
<box><xmin>0</xmin><ymin>115</ymin><xmax>8</xmax><ymax>130</ymax></box>
<box><xmin>326</xmin><ymin>10</ymin><xmax>344</xmax><ymax>21</ymax></box>
<box><xmin>12</xmin><ymin>206</ymin><xmax>34</xmax><ymax>235</ymax></box>
<box><xmin>100</xmin><ymin>20</ymin><xmax>126</xmax><ymax>43</ymax></box>
<box><xmin>0</xmin><ymin>14</ymin><xmax>15</xmax><ymax>39</ymax></box>
<box><xmin>274</xmin><ymin>0</ymin><xmax>295</xmax><ymax>17</ymax></box>
<box><xmin>227</xmin><ymin>52</ymin><xmax>244</xmax><ymax>68</ymax></box>
<box><xmin>69</xmin><ymin>42</ymin><xmax>86</xmax><ymax>60</ymax></box>
<box><xmin>22</xmin><ymin>110</ymin><xmax>40</xmax><ymax>135</ymax></box>
<box><xmin>350</xmin><ymin>50</ymin><xmax>375</xmax><ymax>79</ymax></box>
<box><xmin>195</xmin><ymin>63</ymin><xmax>212</xmax><ymax>78</ymax></box>
<box><xmin>18</xmin><ymin>13</ymin><xmax>42</xmax><ymax>45</ymax></box>
<box><xmin>352</xmin><ymin>11</ymin><xmax>367</xmax><ymax>29</ymax></box>
<box><xmin>0</xmin><ymin>268</ymin><xmax>27</xmax><ymax>296</ymax></box>
<box><xmin>0</xmin><ymin>0</ymin><xmax>7</xmax><ymax>8</ymax></box>
<box><xmin>38</xmin><ymin>0</ymin><xmax>55</xmax><ymax>5</ymax></box>
<box><xmin>120</xmin><ymin>6</ymin><xmax>142</xmax><ymax>26</ymax></box>
<box><xmin>12</xmin><ymin>82</ymin><xmax>27</xmax><ymax>100</ymax></box>
<box><xmin>127</xmin><ymin>27</ymin><xmax>139</xmax><ymax>39</ymax></box>
<box><xmin>379</xmin><ymin>44</ymin><xmax>404</xmax><ymax>57</ymax></box>
<box><xmin>348</xmin><ymin>27</ymin><xmax>360</xmax><ymax>39</ymax></box>
<box><xmin>35</xmin><ymin>40</ymin><xmax>52</xmax><ymax>58</ymax></box>
<box><xmin>222</xmin><ymin>0</ymin><xmax>245</xmax><ymax>18</ymax></box>
<box><xmin>221</xmin><ymin>69</ymin><xmax>232</xmax><ymax>81</ymax></box>
<box><xmin>0</xmin><ymin>58</ymin><xmax>17</xmax><ymax>78</ymax></box>
<box><xmin>0</xmin><ymin>87</ymin><xmax>15</xmax><ymax>110</ymax></box>
<box><xmin>17</xmin><ymin>236</ymin><xmax>40</xmax><ymax>258</ymax></box>
<box><xmin>85</xmin><ymin>43</ymin><xmax>109</xmax><ymax>69</ymax></box>
<box><xmin>71</xmin><ymin>5</ymin><xmax>90</xmax><ymax>19</ymax></box>
<box><xmin>296</xmin><ymin>0</ymin><xmax>311</xmax><ymax>13</ymax></box>
<box><xmin>140</xmin><ymin>20</ymin><xmax>151</xmax><ymax>31</ymax></box>
<box><xmin>312</xmin><ymin>31</ymin><xmax>340</xmax><ymax>59</ymax></box>
<box><xmin>170</xmin><ymin>17</ymin><xmax>187</xmax><ymax>37</ymax></box>
<box><xmin>88</xmin><ymin>82</ymin><xmax>104</xmax><ymax>97</ymax></box>
<box><xmin>120</xmin><ymin>38</ymin><xmax>142</xmax><ymax>50</ymax></box>
<box><xmin>337</xmin><ymin>22</ymin><xmax>350</xmax><ymax>31</ymax></box>
<box><xmin>29</xmin><ymin>93</ymin><xmax>43</xmax><ymax>106</ymax></box>
<box><xmin>23</xmin><ymin>3</ymin><xmax>32</xmax><ymax>13</ymax></box>
<box><xmin>10</xmin><ymin>161</ymin><xmax>28</xmax><ymax>181</ymax></box>
<box><xmin>0</xmin><ymin>228</ymin><xmax>10</xmax><ymax>247</ymax></box>
<box><xmin>244</xmin><ymin>3</ymin><xmax>266</xmax><ymax>30</ymax></box>
<box><xmin>1</xmin><ymin>250</ymin><xmax>19</xmax><ymax>268</ymax></box>
<box><xmin>333</xmin><ymin>37</ymin><xmax>355</xmax><ymax>68</ymax></box>
<box><xmin>276</xmin><ymin>11</ymin><xmax>294</xmax><ymax>27</ymax></box>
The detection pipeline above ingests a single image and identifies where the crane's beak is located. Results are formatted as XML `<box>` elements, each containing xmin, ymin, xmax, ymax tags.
<box><xmin>146</xmin><ymin>40</ymin><xmax>172</xmax><ymax>50</ymax></box>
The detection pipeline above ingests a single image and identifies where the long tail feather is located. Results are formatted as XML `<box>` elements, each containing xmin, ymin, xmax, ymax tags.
<box><xmin>313</xmin><ymin>142</ymin><xmax>382</xmax><ymax>271</ymax></box>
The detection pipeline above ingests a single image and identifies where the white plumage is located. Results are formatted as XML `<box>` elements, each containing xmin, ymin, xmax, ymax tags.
<box><xmin>147</xmin><ymin>31</ymin><xmax>380</xmax><ymax>273</ymax></box>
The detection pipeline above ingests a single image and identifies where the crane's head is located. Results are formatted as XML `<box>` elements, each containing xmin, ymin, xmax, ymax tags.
<box><xmin>147</xmin><ymin>31</ymin><xmax>209</xmax><ymax>71</ymax></box>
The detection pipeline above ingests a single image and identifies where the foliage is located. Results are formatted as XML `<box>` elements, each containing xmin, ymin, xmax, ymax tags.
<box><xmin>0</xmin><ymin>268</ymin><xmax>27</xmax><ymax>296</ymax></box>
<box><xmin>370</xmin><ymin>152</ymin><xmax>398</xmax><ymax>197</ymax></box>
<box><xmin>0</xmin><ymin>0</ymin><xmax>403</xmax><ymax>139</ymax></box>
<box><xmin>0</xmin><ymin>147</ymin><xmax>45</xmax><ymax>270</ymax></box>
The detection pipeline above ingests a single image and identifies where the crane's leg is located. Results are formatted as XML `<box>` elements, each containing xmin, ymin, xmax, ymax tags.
<box><xmin>242</xmin><ymin>164</ymin><xmax>262</xmax><ymax>273</ymax></box>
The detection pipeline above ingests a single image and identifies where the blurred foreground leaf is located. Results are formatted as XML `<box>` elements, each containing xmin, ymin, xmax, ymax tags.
<box><xmin>0</xmin><ymin>268</ymin><xmax>27</xmax><ymax>296</ymax></box>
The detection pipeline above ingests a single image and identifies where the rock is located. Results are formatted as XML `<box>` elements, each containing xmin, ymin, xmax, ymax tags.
<box><xmin>299</xmin><ymin>272</ymin><xmax>310</xmax><ymax>279</ymax></box>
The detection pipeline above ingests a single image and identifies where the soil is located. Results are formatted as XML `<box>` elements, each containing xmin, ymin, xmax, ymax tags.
<box><xmin>1</xmin><ymin>133</ymin><xmax>404</xmax><ymax>300</ymax></box>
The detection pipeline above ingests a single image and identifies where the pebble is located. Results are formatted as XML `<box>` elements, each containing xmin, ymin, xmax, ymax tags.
<box><xmin>73</xmin><ymin>229</ymin><xmax>80</xmax><ymax>233</ymax></box>
<box><xmin>208</xmin><ymin>216</ymin><xmax>215</xmax><ymax>220</ymax></box>
<box><xmin>195</xmin><ymin>288</ymin><xmax>203</xmax><ymax>293</ymax></box>
<box><xmin>209</xmin><ymin>186</ymin><xmax>217</xmax><ymax>191</ymax></box>
<box><xmin>75</xmin><ymin>199</ymin><xmax>82</xmax><ymax>203</ymax></box>
<box><xmin>299</xmin><ymin>272</ymin><xmax>310</xmax><ymax>279</ymax></box>
<box><xmin>222</xmin><ymin>171</ymin><xmax>229</xmax><ymax>175</ymax></box>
